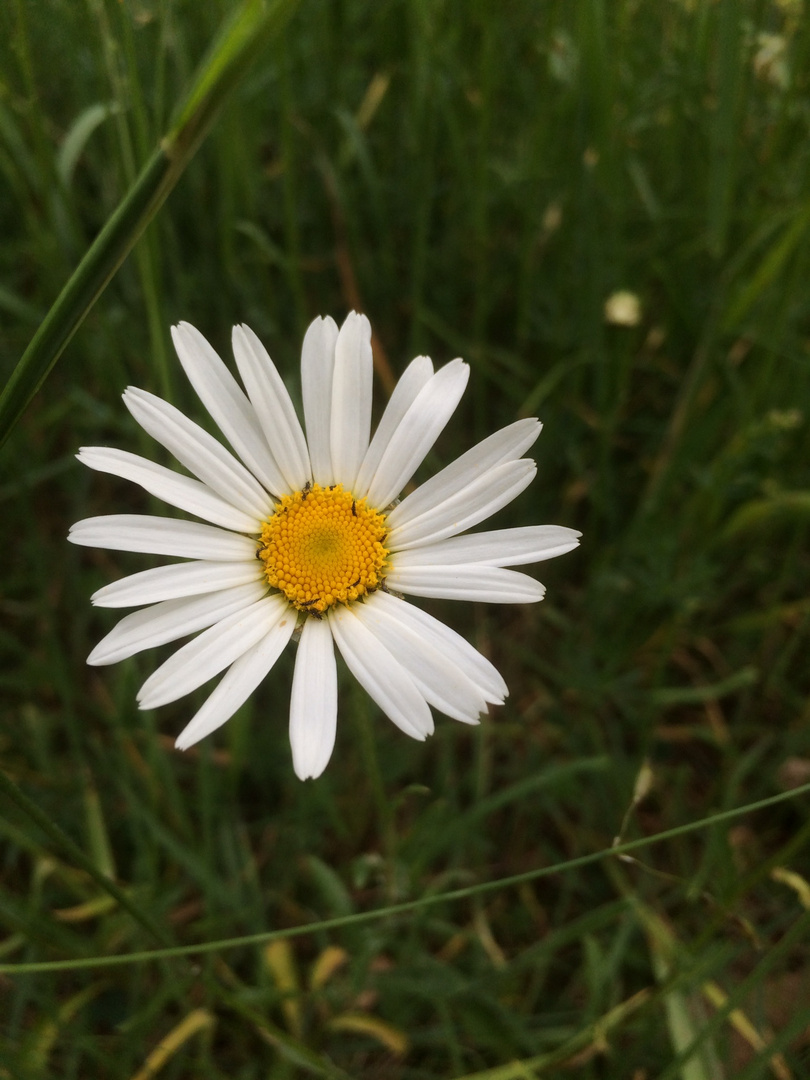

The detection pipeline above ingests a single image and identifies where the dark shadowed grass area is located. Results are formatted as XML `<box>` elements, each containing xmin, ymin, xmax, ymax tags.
<box><xmin>1</xmin><ymin>1</ymin><xmax>810</xmax><ymax>1076</ymax></box>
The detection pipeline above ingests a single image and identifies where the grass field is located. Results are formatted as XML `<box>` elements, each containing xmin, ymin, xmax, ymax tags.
<box><xmin>2</xmin><ymin>1</ymin><xmax>810</xmax><ymax>1076</ymax></box>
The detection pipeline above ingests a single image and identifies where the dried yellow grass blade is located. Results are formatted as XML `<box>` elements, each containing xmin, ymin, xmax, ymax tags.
<box><xmin>771</xmin><ymin>866</ymin><xmax>810</xmax><ymax>910</ymax></box>
<box><xmin>129</xmin><ymin>1009</ymin><xmax>215</xmax><ymax>1080</ymax></box>
<box><xmin>53</xmin><ymin>894</ymin><xmax>117</xmax><ymax>922</ymax></box>
<box><xmin>452</xmin><ymin>989</ymin><xmax>653</xmax><ymax>1079</ymax></box>
<box><xmin>310</xmin><ymin>944</ymin><xmax>349</xmax><ymax>991</ymax></box>
<box><xmin>263</xmin><ymin>940</ymin><xmax>303</xmax><ymax>1037</ymax></box>
<box><xmin>327</xmin><ymin>1012</ymin><xmax>408</xmax><ymax>1056</ymax></box>
<box><xmin>22</xmin><ymin>981</ymin><xmax>108</xmax><ymax>1075</ymax></box>
<box><xmin>701</xmin><ymin>981</ymin><xmax>792</xmax><ymax>1080</ymax></box>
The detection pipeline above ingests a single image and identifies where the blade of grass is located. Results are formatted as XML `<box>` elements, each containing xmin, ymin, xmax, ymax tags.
<box><xmin>722</xmin><ymin>205</ymin><xmax>810</xmax><ymax>332</ymax></box>
<box><xmin>3</xmin><ymin>779</ymin><xmax>809</xmax><ymax>975</ymax></box>
<box><xmin>128</xmin><ymin>1009</ymin><xmax>215</xmax><ymax>1080</ymax></box>
<box><xmin>0</xmin><ymin>0</ymin><xmax>299</xmax><ymax>451</ymax></box>
<box><xmin>0</xmin><ymin>766</ymin><xmax>171</xmax><ymax>947</ymax></box>
<box><xmin>635</xmin><ymin>903</ymin><xmax>724</xmax><ymax>1080</ymax></box>
<box><xmin>706</xmin><ymin>0</ymin><xmax>746</xmax><ymax>258</ymax></box>
<box><xmin>656</xmin><ymin>907</ymin><xmax>810</xmax><ymax>1080</ymax></box>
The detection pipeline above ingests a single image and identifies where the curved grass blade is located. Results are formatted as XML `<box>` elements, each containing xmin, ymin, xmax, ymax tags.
<box><xmin>3</xmin><ymin>780</ymin><xmax>809</xmax><ymax>976</ymax></box>
<box><xmin>0</xmin><ymin>0</ymin><xmax>299</xmax><ymax>452</ymax></box>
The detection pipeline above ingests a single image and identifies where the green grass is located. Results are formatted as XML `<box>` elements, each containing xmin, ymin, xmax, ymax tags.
<box><xmin>2</xmin><ymin>0</ymin><xmax>810</xmax><ymax>1076</ymax></box>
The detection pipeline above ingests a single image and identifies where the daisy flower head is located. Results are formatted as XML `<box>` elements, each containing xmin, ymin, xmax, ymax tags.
<box><xmin>69</xmin><ymin>314</ymin><xmax>580</xmax><ymax>780</ymax></box>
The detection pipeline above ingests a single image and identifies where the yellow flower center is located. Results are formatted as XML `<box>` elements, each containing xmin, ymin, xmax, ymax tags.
<box><xmin>258</xmin><ymin>483</ymin><xmax>388</xmax><ymax>615</ymax></box>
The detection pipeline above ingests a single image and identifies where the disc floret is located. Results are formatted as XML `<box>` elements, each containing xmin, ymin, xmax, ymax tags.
<box><xmin>259</xmin><ymin>483</ymin><xmax>388</xmax><ymax>614</ymax></box>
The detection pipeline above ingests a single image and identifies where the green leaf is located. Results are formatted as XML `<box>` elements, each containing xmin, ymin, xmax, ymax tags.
<box><xmin>56</xmin><ymin>102</ymin><xmax>118</xmax><ymax>188</ymax></box>
<box><xmin>722</xmin><ymin>491</ymin><xmax>810</xmax><ymax>539</ymax></box>
<box><xmin>649</xmin><ymin>667</ymin><xmax>758</xmax><ymax>707</ymax></box>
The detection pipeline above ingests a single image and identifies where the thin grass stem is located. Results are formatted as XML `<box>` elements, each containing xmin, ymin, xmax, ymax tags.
<box><xmin>4</xmin><ymin>779</ymin><xmax>809</xmax><ymax>976</ymax></box>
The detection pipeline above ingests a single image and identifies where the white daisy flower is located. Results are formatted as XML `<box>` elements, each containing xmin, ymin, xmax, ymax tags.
<box><xmin>69</xmin><ymin>314</ymin><xmax>580</xmax><ymax>779</ymax></box>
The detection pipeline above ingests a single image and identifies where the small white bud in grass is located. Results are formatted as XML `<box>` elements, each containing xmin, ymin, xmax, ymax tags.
<box><xmin>604</xmin><ymin>290</ymin><xmax>642</xmax><ymax>327</ymax></box>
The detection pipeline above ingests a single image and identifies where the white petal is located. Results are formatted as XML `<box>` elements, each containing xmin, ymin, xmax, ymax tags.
<box><xmin>386</xmin><ymin>564</ymin><xmax>546</xmax><ymax>603</ymax></box>
<box><xmin>386</xmin><ymin>418</ymin><xmax>541</xmax><ymax>532</ymax></box>
<box><xmin>123</xmin><ymin>387</ymin><xmax>273</xmax><ymax>520</ymax></box>
<box><xmin>88</xmin><ymin>582</ymin><xmax>267</xmax><ymax>666</ymax></box>
<box><xmin>137</xmin><ymin>593</ymin><xmax>292</xmax><ymax>710</ymax></box>
<box><xmin>364</xmin><ymin>359</ymin><xmax>470</xmax><ymax>511</ymax></box>
<box><xmin>330</xmin><ymin>312</ymin><xmax>373</xmax><ymax>489</ymax></box>
<box><xmin>387</xmin><ymin>459</ymin><xmax>537</xmax><ymax>550</ymax></box>
<box><xmin>354</xmin><ymin>598</ymin><xmax>486</xmax><ymax>723</ymax></box>
<box><xmin>353</xmin><ymin>355</ymin><xmax>434</xmax><ymax>498</ymax></box>
<box><xmin>328</xmin><ymin>605</ymin><xmax>433</xmax><ymax>739</ymax></box>
<box><xmin>289</xmin><ymin>616</ymin><xmax>338</xmax><ymax>780</ymax></box>
<box><xmin>368</xmin><ymin>590</ymin><xmax>507</xmax><ymax>704</ymax></box>
<box><xmin>77</xmin><ymin>446</ymin><xmax>260</xmax><ymax>533</ymax></box>
<box><xmin>231</xmin><ymin>324</ymin><xmax>311</xmax><ymax>492</ymax></box>
<box><xmin>68</xmin><ymin>515</ymin><xmax>258</xmax><ymax>561</ymax></box>
<box><xmin>301</xmin><ymin>316</ymin><xmax>339</xmax><ymax>485</ymax></box>
<box><xmin>391</xmin><ymin>525</ymin><xmax>582</xmax><ymax>568</ymax></box>
<box><xmin>171</xmin><ymin>323</ymin><xmax>289</xmax><ymax>495</ymax></box>
<box><xmin>175</xmin><ymin>613</ymin><xmax>297</xmax><ymax>750</ymax></box>
<box><xmin>91</xmin><ymin>560</ymin><xmax>264</xmax><ymax>608</ymax></box>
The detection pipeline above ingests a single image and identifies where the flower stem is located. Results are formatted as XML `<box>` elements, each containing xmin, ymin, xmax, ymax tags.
<box><xmin>353</xmin><ymin>688</ymin><xmax>398</xmax><ymax>899</ymax></box>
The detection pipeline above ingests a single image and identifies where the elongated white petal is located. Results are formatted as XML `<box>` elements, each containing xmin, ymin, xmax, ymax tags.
<box><xmin>391</xmin><ymin>525</ymin><xmax>582</xmax><ymax>568</ymax></box>
<box><xmin>365</xmin><ymin>359</ymin><xmax>470</xmax><ymax>510</ymax></box>
<box><xmin>387</xmin><ymin>459</ymin><xmax>536</xmax><ymax>550</ymax></box>
<box><xmin>289</xmin><ymin>616</ymin><xmax>338</xmax><ymax>780</ymax></box>
<box><xmin>77</xmin><ymin>446</ymin><xmax>260</xmax><ymax>533</ymax></box>
<box><xmin>368</xmin><ymin>591</ymin><xmax>507</xmax><ymax>704</ymax></box>
<box><xmin>124</xmin><ymin>387</ymin><xmax>273</xmax><ymax>520</ymax></box>
<box><xmin>301</xmin><ymin>316</ymin><xmax>338</xmax><ymax>485</ymax></box>
<box><xmin>91</xmin><ymin>560</ymin><xmax>264</xmax><ymax>608</ymax></box>
<box><xmin>330</xmin><ymin>312</ymin><xmax>373</xmax><ymax>489</ymax></box>
<box><xmin>138</xmin><ymin>594</ymin><xmax>292</xmax><ymax>710</ymax></box>
<box><xmin>232</xmin><ymin>324</ymin><xmax>311</xmax><ymax>492</ymax></box>
<box><xmin>68</xmin><ymin>515</ymin><xmax>258</xmax><ymax>560</ymax></box>
<box><xmin>386</xmin><ymin>564</ymin><xmax>546</xmax><ymax>603</ymax></box>
<box><xmin>353</xmin><ymin>355</ymin><xmax>434</xmax><ymax>498</ymax></box>
<box><xmin>354</xmin><ymin>599</ymin><xmax>486</xmax><ymax>723</ymax></box>
<box><xmin>175</xmin><ymin>612</ymin><xmax>297</xmax><ymax>750</ymax></box>
<box><xmin>171</xmin><ymin>323</ymin><xmax>289</xmax><ymax>495</ymax></box>
<box><xmin>386</xmin><ymin>418</ymin><xmax>541</xmax><ymax>532</ymax></box>
<box><xmin>88</xmin><ymin>582</ymin><xmax>267</xmax><ymax>666</ymax></box>
<box><xmin>328</xmin><ymin>605</ymin><xmax>433</xmax><ymax>739</ymax></box>
<box><xmin>69</xmin><ymin>308</ymin><xmax>576</xmax><ymax>779</ymax></box>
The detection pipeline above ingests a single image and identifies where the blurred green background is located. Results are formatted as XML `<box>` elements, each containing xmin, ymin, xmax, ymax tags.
<box><xmin>2</xmin><ymin>0</ymin><xmax>810</xmax><ymax>1076</ymax></box>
